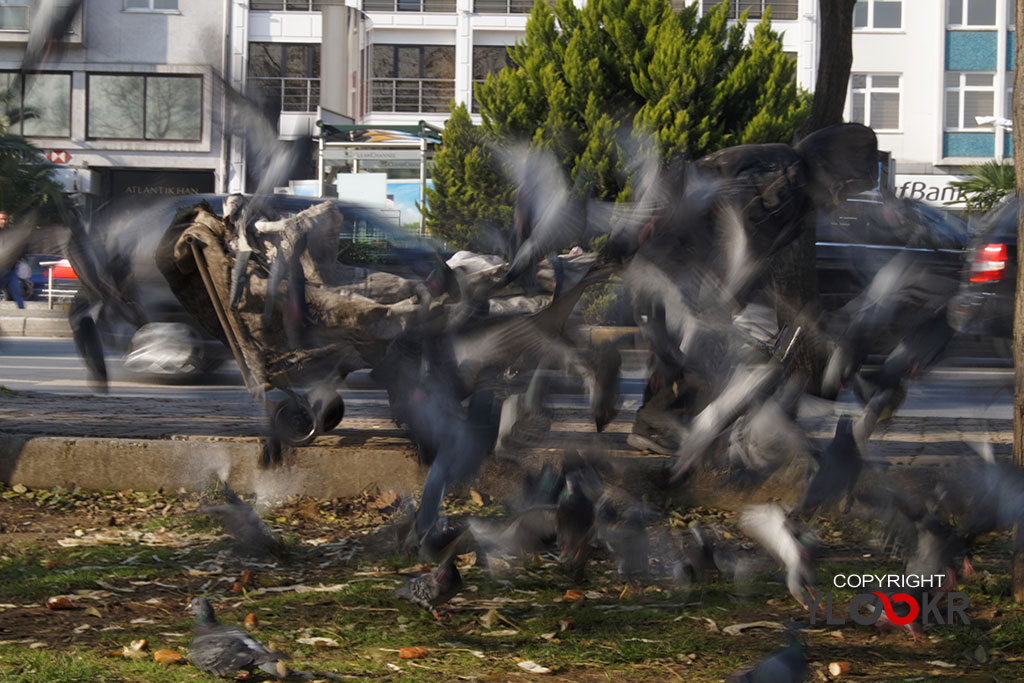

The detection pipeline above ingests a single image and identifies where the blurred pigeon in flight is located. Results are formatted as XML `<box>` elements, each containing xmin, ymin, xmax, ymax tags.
<box><xmin>200</xmin><ymin>480</ymin><xmax>284</xmax><ymax>559</ymax></box>
<box><xmin>739</xmin><ymin>504</ymin><xmax>815</xmax><ymax>609</ymax></box>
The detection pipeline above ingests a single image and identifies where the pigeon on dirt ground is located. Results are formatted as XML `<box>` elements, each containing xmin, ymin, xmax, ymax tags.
<box><xmin>394</xmin><ymin>559</ymin><xmax>464</xmax><ymax>619</ymax></box>
<box><xmin>187</xmin><ymin>596</ymin><xmax>288</xmax><ymax>679</ymax></box>
<box><xmin>199</xmin><ymin>480</ymin><xmax>285</xmax><ymax>559</ymax></box>
<box><xmin>726</xmin><ymin>638</ymin><xmax>806</xmax><ymax>683</ymax></box>
<box><xmin>557</xmin><ymin>469</ymin><xmax>597</xmax><ymax>584</ymax></box>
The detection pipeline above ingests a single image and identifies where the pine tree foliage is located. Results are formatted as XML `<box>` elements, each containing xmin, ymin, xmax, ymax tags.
<box><xmin>425</xmin><ymin>0</ymin><xmax>809</xmax><ymax>248</ymax></box>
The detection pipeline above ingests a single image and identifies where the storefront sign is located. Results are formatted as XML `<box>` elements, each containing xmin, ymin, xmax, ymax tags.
<box><xmin>894</xmin><ymin>174</ymin><xmax>969</xmax><ymax>209</ymax></box>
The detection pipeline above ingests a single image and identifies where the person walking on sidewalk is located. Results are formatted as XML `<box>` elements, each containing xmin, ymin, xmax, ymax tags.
<box><xmin>0</xmin><ymin>210</ymin><xmax>26</xmax><ymax>309</ymax></box>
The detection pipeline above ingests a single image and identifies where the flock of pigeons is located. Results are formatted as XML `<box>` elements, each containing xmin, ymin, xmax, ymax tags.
<box><xmin>174</xmin><ymin>124</ymin><xmax>1024</xmax><ymax>682</ymax></box>
<box><xmin>8</xmin><ymin>4</ymin><xmax>1023</xmax><ymax>680</ymax></box>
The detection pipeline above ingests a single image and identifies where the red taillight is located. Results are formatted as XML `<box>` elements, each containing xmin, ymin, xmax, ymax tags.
<box><xmin>969</xmin><ymin>243</ymin><xmax>1008</xmax><ymax>282</ymax></box>
<box><xmin>50</xmin><ymin>258</ymin><xmax>78</xmax><ymax>280</ymax></box>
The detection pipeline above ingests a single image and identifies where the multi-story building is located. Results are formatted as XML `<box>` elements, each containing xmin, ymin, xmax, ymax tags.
<box><xmin>1</xmin><ymin>2</ymin><xmax>1015</xmax><ymax>220</ymax></box>
<box><xmin>0</xmin><ymin>1</ymin><xmax>231</xmax><ymax>210</ymax></box>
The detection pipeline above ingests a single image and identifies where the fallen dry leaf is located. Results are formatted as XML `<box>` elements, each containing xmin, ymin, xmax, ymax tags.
<box><xmin>562</xmin><ymin>590</ymin><xmax>583</xmax><ymax>602</ymax></box>
<box><xmin>153</xmin><ymin>649</ymin><xmax>184</xmax><ymax>665</ymax></box>
<box><xmin>558</xmin><ymin>618</ymin><xmax>575</xmax><ymax>632</ymax></box>
<box><xmin>469</xmin><ymin>489</ymin><xmax>489</xmax><ymax>507</ymax></box>
<box><xmin>517</xmin><ymin>660</ymin><xmax>552</xmax><ymax>674</ymax></box>
<box><xmin>926</xmin><ymin>660</ymin><xmax>957</xmax><ymax>669</ymax></box>
<box><xmin>240</xmin><ymin>569</ymin><xmax>253</xmax><ymax>585</ymax></box>
<box><xmin>482</xmin><ymin>629</ymin><xmax>519</xmax><ymax>637</ymax></box>
<box><xmin>398</xmin><ymin>646</ymin><xmax>430</xmax><ymax>659</ymax></box>
<box><xmin>297</xmin><ymin>637</ymin><xmax>340</xmax><ymax>649</ymax></box>
<box><xmin>243</xmin><ymin>613</ymin><xmax>258</xmax><ymax>631</ymax></box>
<box><xmin>457</xmin><ymin>552</ymin><xmax>477</xmax><ymax>569</ymax></box>
<box><xmin>828</xmin><ymin>661</ymin><xmax>851</xmax><ymax>676</ymax></box>
<box><xmin>121</xmin><ymin>639</ymin><xmax>148</xmax><ymax>659</ymax></box>
<box><xmin>45</xmin><ymin>596</ymin><xmax>74</xmax><ymax>610</ymax></box>
<box><xmin>230</xmin><ymin>582</ymin><xmax>245</xmax><ymax>593</ymax></box>
<box><xmin>722</xmin><ymin>621</ymin><xmax>786</xmax><ymax>636</ymax></box>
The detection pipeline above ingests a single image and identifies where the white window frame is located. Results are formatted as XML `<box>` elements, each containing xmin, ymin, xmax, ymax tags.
<box><xmin>853</xmin><ymin>0</ymin><xmax>902</xmax><ymax>30</ymax></box>
<box><xmin>944</xmin><ymin>71</ymin><xmax>997</xmax><ymax>131</ymax></box>
<box><xmin>849</xmin><ymin>73</ymin><xmax>902</xmax><ymax>132</ymax></box>
<box><xmin>947</xmin><ymin>0</ymin><xmax>998</xmax><ymax>28</ymax></box>
<box><xmin>123</xmin><ymin>0</ymin><xmax>179</xmax><ymax>12</ymax></box>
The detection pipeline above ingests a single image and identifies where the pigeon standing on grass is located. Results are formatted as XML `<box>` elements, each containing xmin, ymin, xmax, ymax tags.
<box><xmin>394</xmin><ymin>558</ymin><xmax>464</xmax><ymax>619</ymax></box>
<box><xmin>187</xmin><ymin>597</ymin><xmax>289</xmax><ymax>679</ymax></box>
<box><xmin>557</xmin><ymin>469</ymin><xmax>597</xmax><ymax>583</ymax></box>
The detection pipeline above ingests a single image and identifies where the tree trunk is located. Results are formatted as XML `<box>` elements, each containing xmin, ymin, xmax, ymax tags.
<box><xmin>775</xmin><ymin>0</ymin><xmax>857</xmax><ymax>390</ymax></box>
<box><xmin>795</xmin><ymin>0</ymin><xmax>858</xmax><ymax>140</ymax></box>
<box><xmin>1013</xmin><ymin>0</ymin><xmax>1024</xmax><ymax>603</ymax></box>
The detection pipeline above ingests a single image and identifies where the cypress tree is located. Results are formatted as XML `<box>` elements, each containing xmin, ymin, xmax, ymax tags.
<box><xmin>425</xmin><ymin>0</ymin><xmax>810</xmax><ymax>246</ymax></box>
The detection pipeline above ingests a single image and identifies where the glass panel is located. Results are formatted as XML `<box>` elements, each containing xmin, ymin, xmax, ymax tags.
<box><xmin>873</xmin><ymin>1</ymin><xmax>901</xmax><ymax>27</ymax></box>
<box><xmin>362</xmin><ymin>0</ymin><xmax>395</xmax><ymax>9</ymax></box>
<box><xmin>373</xmin><ymin>45</ymin><xmax>394</xmax><ymax>77</ymax></box>
<box><xmin>965</xmin><ymin>72</ymin><xmax>993</xmax><ymax>85</ymax></box>
<box><xmin>472</xmin><ymin>46</ymin><xmax>510</xmax><ymax>80</ymax></box>
<box><xmin>851</xmin><ymin>73</ymin><xmax>867</xmax><ymax>88</ymax></box>
<box><xmin>286</xmin><ymin>0</ymin><xmax>311</xmax><ymax>8</ymax></box>
<box><xmin>145</xmin><ymin>76</ymin><xmax>201</xmax><ymax>140</ymax></box>
<box><xmin>154</xmin><ymin>0</ymin><xmax>178</xmax><ymax>9</ymax></box>
<box><xmin>397</xmin><ymin>0</ymin><xmax>421</xmax><ymax>10</ymax></box>
<box><xmin>249</xmin><ymin>43</ymin><xmax>283</xmax><ymax>78</ymax></box>
<box><xmin>967</xmin><ymin>0</ymin><xmax>996</xmax><ymax>24</ymax></box>
<box><xmin>948</xmin><ymin>0</ymin><xmax>963</xmax><ymax>24</ymax></box>
<box><xmin>767</xmin><ymin>2</ymin><xmax>797</xmax><ymax>20</ymax></box>
<box><xmin>872</xmin><ymin>74</ymin><xmax>900</xmax><ymax>88</ymax></box>
<box><xmin>423</xmin><ymin>46</ymin><xmax>455</xmax><ymax>79</ymax></box>
<box><xmin>0</xmin><ymin>6</ymin><xmax>28</xmax><ymax>29</ymax></box>
<box><xmin>285</xmin><ymin>45</ymin><xmax>312</xmax><ymax>77</ymax></box>
<box><xmin>124</xmin><ymin>0</ymin><xmax>149</xmax><ymax>8</ymax></box>
<box><xmin>963</xmin><ymin>90</ymin><xmax>994</xmax><ymax>124</ymax></box>
<box><xmin>1010</xmin><ymin>0</ymin><xmax>1017</xmax><ymax>26</ymax></box>
<box><xmin>853</xmin><ymin>1</ymin><xmax>868</xmax><ymax>27</ymax></box>
<box><xmin>738</xmin><ymin>0</ymin><xmax>762</xmax><ymax>18</ymax></box>
<box><xmin>944</xmin><ymin>71</ymin><xmax>960</xmax><ymax>88</ymax></box>
<box><xmin>944</xmin><ymin>90</ymin><xmax>960</xmax><ymax>128</ymax></box>
<box><xmin>870</xmin><ymin>92</ymin><xmax>899</xmax><ymax>129</ymax></box>
<box><xmin>851</xmin><ymin>92</ymin><xmax>865</xmax><ymax>123</ymax></box>
<box><xmin>22</xmin><ymin>73</ymin><xmax>70</xmax><ymax>137</ymax></box>
<box><xmin>311</xmin><ymin>45</ymin><xmax>320</xmax><ymax>78</ymax></box>
<box><xmin>88</xmin><ymin>75</ymin><xmax>144</xmax><ymax>138</ymax></box>
<box><xmin>396</xmin><ymin>47</ymin><xmax>420</xmax><ymax>78</ymax></box>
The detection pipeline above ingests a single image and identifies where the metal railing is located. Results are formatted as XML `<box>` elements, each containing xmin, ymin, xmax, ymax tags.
<box><xmin>700</xmin><ymin>0</ymin><xmax>798</xmax><ymax>20</ymax></box>
<box><xmin>370</xmin><ymin>78</ymin><xmax>454</xmax><ymax>113</ymax></box>
<box><xmin>249</xmin><ymin>77</ymin><xmax>320</xmax><ymax>113</ymax></box>
<box><xmin>473</xmin><ymin>0</ymin><xmax>538</xmax><ymax>13</ymax></box>
<box><xmin>39</xmin><ymin>260</ymin><xmax>77</xmax><ymax>309</ymax></box>
<box><xmin>250</xmin><ymin>0</ymin><xmax>326</xmax><ymax>10</ymax></box>
<box><xmin>363</xmin><ymin>0</ymin><xmax>456</xmax><ymax>10</ymax></box>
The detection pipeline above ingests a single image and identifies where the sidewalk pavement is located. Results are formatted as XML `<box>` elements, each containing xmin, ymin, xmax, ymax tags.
<box><xmin>0</xmin><ymin>300</ymin><xmax>72</xmax><ymax>337</ymax></box>
<box><xmin>0</xmin><ymin>382</ymin><xmax>1013</xmax><ymax>504</ymax></box>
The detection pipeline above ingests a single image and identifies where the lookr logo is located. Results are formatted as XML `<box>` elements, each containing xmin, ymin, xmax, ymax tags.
<box><xmin>808</xmin><ymin>574</ymin><xmax>970</xmax><ymax>627</ymax></box>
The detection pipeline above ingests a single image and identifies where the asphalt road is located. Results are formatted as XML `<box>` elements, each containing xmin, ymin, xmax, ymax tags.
<box><xmin>0</xmin><ymin>337</ymin><xmax>1014</xmax><ymax>420</ymax></box>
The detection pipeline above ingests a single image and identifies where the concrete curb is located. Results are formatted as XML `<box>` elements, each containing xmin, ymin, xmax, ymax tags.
<box><xmin>0</xmin><ymin>434</ymin><xmax>424</xmax><ymax>500</ymax></box>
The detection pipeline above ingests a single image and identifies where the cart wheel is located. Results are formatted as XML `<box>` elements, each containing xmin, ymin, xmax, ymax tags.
<box><xmin>273</xmin><ymin>397</ymin><xmax>317</xmax><ymax>447</ymax></box>
<box><xmin>316</xmin><ymin>392</ymin><xmax>345</xmax><ymax>433</ymax></box>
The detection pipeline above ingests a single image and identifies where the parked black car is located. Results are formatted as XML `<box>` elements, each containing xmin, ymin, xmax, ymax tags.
<box><xmin>948</xmin><ymin>197</ymin><xmax>1016</xmax><ymax>349</ymax></box>
<box><xmin>816</xmin><ymin>196</ymin><xmax>969</xmax><ymax>348</ymax></box>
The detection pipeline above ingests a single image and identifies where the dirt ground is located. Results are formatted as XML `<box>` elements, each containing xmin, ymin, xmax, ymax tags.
<box><xmin>0</xmin><ymin>482</ymin><xmax>1022</xmax><ymax>682</ymax></box>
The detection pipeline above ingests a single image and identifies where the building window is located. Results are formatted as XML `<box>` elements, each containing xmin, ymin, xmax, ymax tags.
<box><xmin>853</xmin><ymin>1</ymin><xmax>901</xmax><ymax>29</ymax></box>
<box><xmin>371</xmin><ymin>44</ymin><xmax>455</xmax><ymax>113</ymax></box>
<box><xmin>249</xmin><ymin>1</ymin><xmax>326</xmax><ymax>9</ymax></box>
<box><xmin>944</xmin><ymin>71</ymin><xmax>995</xmax><ymax>130</ymax></box>
<box><xmin>474</xmin><ymin>0</ymin><xmax>541</xmax><ymax>13</ymax></box>
<box><xmin>948</xmin><ymin>0</ymin><xmax>997</xmax><ymax>26</ymax></box>
<box><xmin>0</xmin><ymin>72</ymin><xmax>71</xmax><ymax>137</ymax></box>
<box><xmin>472</xmin><ymin>46</ymin><xmax>511</xmax><ymax>113</ymax></box>
<box><xmin>87</xmin><ymin>73</ymin><xmax>202</xmax><ymax>140</ymax></box>
<box><xmin>363</xmin><ymin>0</ymin><xmax>455</xmax><ymax>11</ymax></box>
<box><xmin>247</xmin><ymin>43</ymin><xmax>320</xmax><ymax>117</ymax></box>
<box><xmin>699</xmin><ymin>1</ymin><xmax>798</xmax><ymax>20</ymax></box>
<box><xmin>1</xmin><ymin>0</ymin><xmax>77</xmax><ymax>30</ymax></box>
<box><xmin>124</xmin><ymin>0</ymin><xmax>178</xmax><ymax>10</ymax></box>
<box><xmin>850</xmin><ymin>74</ymin><xmax>900</xmax><ymax>131</ymax></box>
